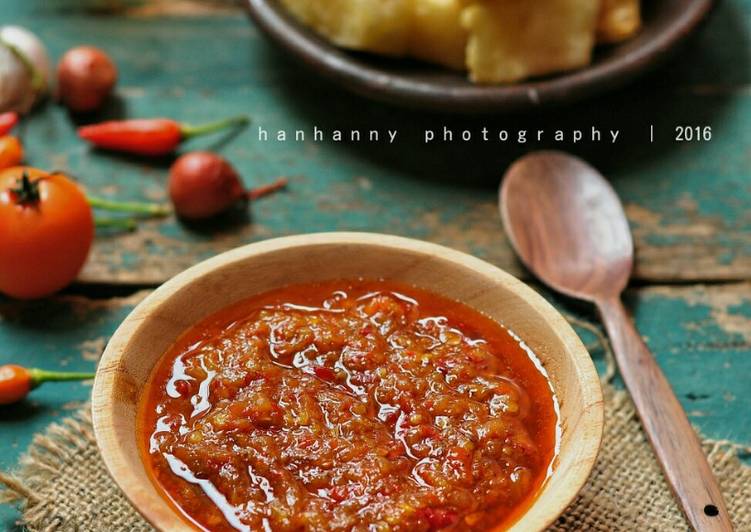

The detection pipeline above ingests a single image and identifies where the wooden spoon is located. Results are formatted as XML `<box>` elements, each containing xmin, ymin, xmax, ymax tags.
<box><xmin>500</xmin><ymin>151</ymin><xmax>733</xmax><ymax>532</ymax></box>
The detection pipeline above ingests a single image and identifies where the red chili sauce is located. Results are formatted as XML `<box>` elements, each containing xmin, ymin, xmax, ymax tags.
<box><xmin>138</xmin><ymin>280</ymin><xmax>559</xmax><ymax>531</ymax></box>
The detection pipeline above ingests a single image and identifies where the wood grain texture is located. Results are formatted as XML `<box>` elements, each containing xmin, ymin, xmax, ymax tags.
<box><xmin>0</xmin><ymin>1</ymin><xmax>748</xmax><ymax>284</ymax></box>
<box><xmin>599</xmin><ymin>297</ymin><xmax>733</xmax><ymax>531</ymax></box>
<box><xmin>500</xmin><ymin>151</ymin><xmax>733</xmax><ymax>531</ymax></box>
<box><xmin>91</xmin><ymin>233</ymin><xmax>603</xmax><ymax>532</ymax></box>
<box><xmin>500</xmin><ymin>152</ymin><xmax>634</xmax><ymax>300</ymax></box>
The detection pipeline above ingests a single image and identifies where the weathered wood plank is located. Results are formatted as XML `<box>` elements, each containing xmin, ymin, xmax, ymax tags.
<box><xmin>567</xmin><ymin>283</ymin><xmax>751</xmax><ymax>444</ymax></box>
<box><xmin>0</xmin><ymin>292</ymin><xmax>139</xmax><ymax>530</ymax></box>
<box><xmin>0</xmin><ymin>2</ymin><xmax>747</xmax><ymax>285</ymax></box>
<box><xmin>1</xmin><ymin>2</ymin><xmax>749</xmax><ymax>529</ymax></box>
<box><xmin>0</xmin><ymin>292</ymin><xmax>149</xmax><ymax>468</ymax></box>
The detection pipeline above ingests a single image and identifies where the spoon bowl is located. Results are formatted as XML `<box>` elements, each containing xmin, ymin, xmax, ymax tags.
<box><xmin>501</xmin><ymin>151</ymin><xmax>633</xmax><ymax>301</ymax></box>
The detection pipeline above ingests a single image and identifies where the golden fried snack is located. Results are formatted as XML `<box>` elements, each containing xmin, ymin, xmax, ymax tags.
<box><xmin>462</xmin><ymin>0</ymin><xmax>600</xmax><ymax>84</ymax></box>
<box><xmin>409</xmin><ymin>0</ymin><xmax>468</xmax><ymax>70</ymax></box>
<box><xmin>280</xmin><ymin>0</ymin><xmax>641</xmax><ymax>84</ymax></box>
<box><xmin>280</xmin><ymin>0</ymin><xmax>412</xmax><ymax>55</ymax></box>
<box><xmin>597</xmin><ymin>0</ymin><xmax>642</xmax><ymax>43</ymax></box>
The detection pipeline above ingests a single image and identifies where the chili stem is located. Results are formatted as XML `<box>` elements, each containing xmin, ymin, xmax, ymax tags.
<box><xmin>88</xmin><ymin>196</ymin><xmax>171</xmax><ymax>216</ymax></box>
<box><xmin>95</xmin><ymin>217</ymin><xmax>137</xmax><ymax>231</ymax></box>
<box><xmin>28</xmin><ymin>368</ymin><xmax>96</xmax><ymax>389</ymax></box>
<box><xmin>180</xmin><ymin>115</ymin><xmax>249</xmax><ymax>139</ymax></box>
<box><xmin>247</xmin><ymin>177</ymin><xmax>288</xmax><ymax>201</ymax></box>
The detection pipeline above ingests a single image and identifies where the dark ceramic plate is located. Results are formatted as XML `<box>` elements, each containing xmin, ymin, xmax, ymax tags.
<box><xmin>245</xmin><ymin>0</ymin><xmax>715</xmax><ymax>113</ymax></box>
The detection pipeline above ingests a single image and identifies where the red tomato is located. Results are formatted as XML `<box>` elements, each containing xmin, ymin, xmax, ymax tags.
<box><xmin>0</xmin><ymin>136</ymin><xmax>24</xmax><ymax>169</ymax></box>
<box><xmin>0</xmin><ymin>167</ymin><xmax>94</xmax><ymax>299</ymax></box>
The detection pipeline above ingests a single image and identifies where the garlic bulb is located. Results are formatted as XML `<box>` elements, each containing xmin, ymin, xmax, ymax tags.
<box><xmin>0</xmin><ymin>26</ymin><xmax>52</xmax><ymax>113</ymax></box>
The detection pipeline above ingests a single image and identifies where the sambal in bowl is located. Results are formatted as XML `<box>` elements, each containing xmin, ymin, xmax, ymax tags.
<box><xmin>92</xmin><ymin>232</ymin><xmax>603</xmax><ymax>532</ymax></box>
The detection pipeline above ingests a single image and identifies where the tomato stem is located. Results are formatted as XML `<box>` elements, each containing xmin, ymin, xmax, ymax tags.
<box><xmin>9</xmin><ymin>171</ymin><xmax>40</xmax><ymax>205</ymax></box>
<box><xmin>28</xmin><ymin>368</ymin><xmax>96</xmax><ymax>389</ymax></box>
<box><xmin>95</xmin><ymin>217</ymin><xmax>137</xmax><ymax>231</ymax></box>
<box><xmin>88</xmin><ymin>196</ymin><xmax>172</xmax><ymax>216</ymax></box>
<box><xmin>180</xmin><ymin>115</ymin><xmax>249</xmax><ymax>140</ymax></box>
<box><xmin>247</xmin><ymin>177</ymin><xmax>288</xmax><ymax>201</ymax></box>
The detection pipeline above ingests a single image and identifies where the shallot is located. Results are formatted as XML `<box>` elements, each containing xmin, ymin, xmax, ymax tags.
<box><xmin>168</xmin><ymin>151</ymin><xmax>287</xmax><ymax>220</ymax></box>
<box><xmin>57</xmin><ymin>46</ymin><xmax>117</xmax><ymax>112</ymax></box>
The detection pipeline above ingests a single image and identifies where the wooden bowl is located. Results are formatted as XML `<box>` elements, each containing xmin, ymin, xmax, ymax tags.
<box><xmin>92</xmin><ymin>233</ymin><xmax>603</xmax><ymax>531</ymax></box>
<box><xmin>244</xmin><ymin>0</ymin><xmax>714</xmax><ymax>113</ymax></box>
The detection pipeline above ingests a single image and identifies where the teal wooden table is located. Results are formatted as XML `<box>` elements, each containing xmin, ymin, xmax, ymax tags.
<box><xmin>1</xmin><ymin>1</ymin><xmax>750</xmax><ymax>530</ymax></box>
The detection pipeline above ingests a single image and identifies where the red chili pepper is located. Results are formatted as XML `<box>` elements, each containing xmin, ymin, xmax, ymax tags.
<box><xmin>173</xmin><ymin>379</ymin><xmax>193</xmax><ymax>397</ymax></box>
<box><xmin>0</xmin><ymin>364</ymin><xmax>96</xmax><ymax>405</ymax></box>
<box><xmin>313</xmin><ymin>366</ymin><xmax>337</xmax><ymax>382</ymax></box>
<box><xmin>421</xmin><ymin>508</ymin><xmax>459</xmax><ymax>530</ymax></box>
<box><xmin>0</xmin><ymin>112</ymin><xmax>19</xmax><ymax>136</ymax></box>
<box><xmin>329</xmin><ymin>485</ymin><xmax>349</xmax><ymax>502</ymax></box>
<box><xmin>77</xmin><ymin>114</ymin><xmax>249</xmax><ymax>156</ymax></box>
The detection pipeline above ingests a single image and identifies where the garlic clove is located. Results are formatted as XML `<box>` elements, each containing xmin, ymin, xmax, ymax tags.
<box><xmin>0</xmin><ymin>44</ymin><xmax>35</xmax><ymax>113</ymax></box>
<box><xmin>0</xmin><ymin>25</ymin><xmax>52</xmax><ymax>113</ymax></box>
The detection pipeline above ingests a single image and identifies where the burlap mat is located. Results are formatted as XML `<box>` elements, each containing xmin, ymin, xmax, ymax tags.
<box><xmin>0</xmin><ymin>383</ymin><xmax>748</xmax><ymax>532</ymax></box>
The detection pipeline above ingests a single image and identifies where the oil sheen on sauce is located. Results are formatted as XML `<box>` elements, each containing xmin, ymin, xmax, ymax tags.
<box><xmin>138</xmin><ymin>280</ymin><xmax>560</xmax><ymax>532</ymax></box>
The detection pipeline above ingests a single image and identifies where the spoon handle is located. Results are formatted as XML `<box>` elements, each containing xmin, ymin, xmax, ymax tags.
<box><xmin>597</xmin><ymin>296</ymin><xmax>733</xmax><ymax>531</ymax></box>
